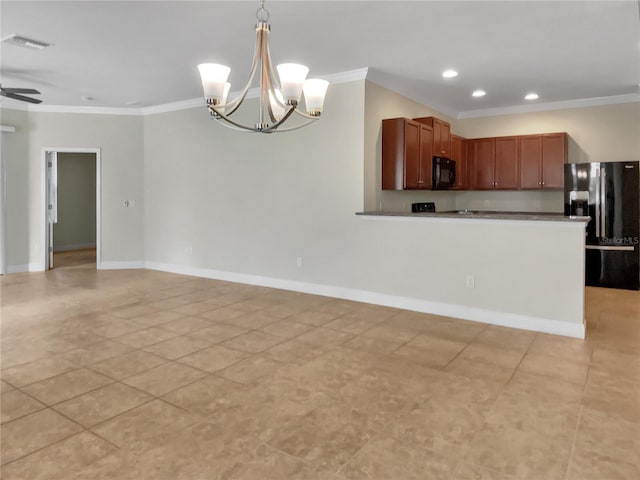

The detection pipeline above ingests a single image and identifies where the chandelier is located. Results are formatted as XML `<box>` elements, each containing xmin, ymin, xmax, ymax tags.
<box><xmin>197</xmin><ymin>0</ymin><xmax>329</xmax><ymax>133</ymax></box>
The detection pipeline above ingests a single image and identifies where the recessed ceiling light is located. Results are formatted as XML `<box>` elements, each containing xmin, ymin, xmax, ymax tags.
<box><xmin>442</xmin><ymin>69</ymin><xmax>458</xmax><ymax>78</ymax></box>
<box><xmin>125</xmin><ymin>100</ymin><xmax>140</xmax><ymax>106</ymax></box>
<box><xmin>1</xmin><ymin>34</ymin><xmax>50</xmax><ymax>50</ymax></box>
<box><xmin>472</xmin><ymin>90</ymin><xmax>486</xmax><ymax>97</ymax></box>
<box><xmin>525</xmin><ymin>92</ymin><xmax>539</xmax><ymax>100</ymax></box>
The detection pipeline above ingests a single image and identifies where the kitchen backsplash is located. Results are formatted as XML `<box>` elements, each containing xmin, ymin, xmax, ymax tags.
<box><xmin>455</xmin><ymin>190</ymin><xmax>564</xmax><ymax>213</ymax></box>
<box><xmin>378</xmin><ymin>190</ymin><xmax>563</xmax><ymax>213</ymax></box>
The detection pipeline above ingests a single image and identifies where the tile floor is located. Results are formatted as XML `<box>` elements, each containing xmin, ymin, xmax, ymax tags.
<box><xmin>0</xmin><ymin>262</ymin><xmax>638</xmax><ymax>479</ymax></box>
<box><xmin>52</xmin><ymin>248</ymin><xmax>97</xmax><ymax>269</ymax></box>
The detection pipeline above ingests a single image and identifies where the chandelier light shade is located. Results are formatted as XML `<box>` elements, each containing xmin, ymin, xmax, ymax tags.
<box><xmin>197</xmin><ymin>0</ymin><xmax>329</xmax><ymax>133</ymax></box>
<box><xmin>303</xmin><ymin>79</ymin><xmax>330</xmax><ymax>116</ymax></box>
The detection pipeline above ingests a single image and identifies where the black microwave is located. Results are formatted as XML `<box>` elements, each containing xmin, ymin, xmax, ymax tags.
<box><xmin>432</xmin><ymin>156</ymin><xmax>456</xmax><ymax>190</ymax></box>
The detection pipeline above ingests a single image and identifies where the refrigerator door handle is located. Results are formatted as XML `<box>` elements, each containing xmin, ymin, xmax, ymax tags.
<box><xmin>601</xmin><ymin>168</ymin><xmax>606</xmax><ymax>238</ymax></box>
<box><xmin>585</xmin><ymin>245</ymin><xmax>635</xmax><ymax>252</ymax></box>
<box><xmin>595</xmin><ymin>167</ymin><xmax>600</xmax><ymax>237</ymax></box>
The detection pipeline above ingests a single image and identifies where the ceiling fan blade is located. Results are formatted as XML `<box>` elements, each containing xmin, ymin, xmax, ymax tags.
<box><xmin>2</xmin><ymin>88</ymin><xmax>41</xmax><ymax>95</ymax></box>
<box><xmin>1</xmin><ymin>92</ymin><xmax>42</xmax><ymax>104</ymax></box>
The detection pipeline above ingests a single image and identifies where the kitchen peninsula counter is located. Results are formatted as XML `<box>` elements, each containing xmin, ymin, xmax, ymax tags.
<box><xmin>353</xmin><ymin>209</ymin><xmax>588</xmax><ymax>339</ymax></box>
<box><xmin>356</xmin><ymin>211</ymin><xmax>590</xmax><ymax>223</ymax></box>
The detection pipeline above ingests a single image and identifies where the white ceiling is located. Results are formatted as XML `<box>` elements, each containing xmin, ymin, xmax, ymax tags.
<box><xmin>1</xmin><ymin>0</ymin><xmax>639</xmax><ymax>116</ymax></box>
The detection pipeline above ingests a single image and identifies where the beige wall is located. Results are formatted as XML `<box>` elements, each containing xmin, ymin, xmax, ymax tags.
<box><xmin>142</xmin><ymin>80</ymin><xmax>584</xmax><ymax>335</ymax></box>
<box><xmin>0</xmin><ymin>108</ymin><xmax>144</xmax><ymax>270</ymax></box>
<box><xmin>144</xmin><ymin>81</ymin><xmax>367</xmax><ymax>279</ymax></box>
<box><xmin>1</xmin><ymin>108</ymin><xmax>30</xmax><ymax>271</ymax></box>
<box><xmin>454</xmin><ymin>102</ymin><xmax>640</xmax><ymax>213</ymax></box>
<box><xmin>1</xmin><ymin>80</ymin><xmax>598</xmax><ymax>334</ymax></box>
<box><xmin>365</xmin><ymin>95</ymin><xmax>639</xmax><ymax>214</ymax></box>
<box><xmin>457</xmin><ymin>102</ymin><xmax>640</xmax><ymax>163</ymax></box>
<box><xmin>364</xmin><ymin>81</ymin><xmax>459</xmax><ymax>212</ymax></box>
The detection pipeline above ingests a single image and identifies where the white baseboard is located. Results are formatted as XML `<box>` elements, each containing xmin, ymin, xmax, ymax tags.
<box><xmin>144</xmin><ymin>261</ymin><xmax>585</xmax><ymax>339</ymax></box>
<box><xmin>53</xmin><ymin>243</ymin><xmax>96</xmax><ymax>252</ymax></box>
<box><xmin>4</xmin><ymin>258</ymin><xmax>584</xmax><ymax>338</ymax></box>
<box><xmin>97</xmin><ymin>261</ymin><xmax>145</xmax><ymax>270</ymax></box>
<box><xmin>6</xmin><ymin>263</ymin><xmax>44</xmax><ymax>274</ymax></box>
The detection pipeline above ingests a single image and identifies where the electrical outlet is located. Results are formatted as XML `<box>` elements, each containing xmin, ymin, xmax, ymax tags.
<box><xmin>186</xmin><ymin>246</ymin><xmax>193</xmax><ymax>256</ymax></box>
<box><xmin>465</xmin><ymin>275</ymin><xmax>475</xmax><ymax>289</ymax></box>
<box><xmin>296</xmin><ymin>257</ymin><xmax>303</xmax><ymax>268</ymax></box>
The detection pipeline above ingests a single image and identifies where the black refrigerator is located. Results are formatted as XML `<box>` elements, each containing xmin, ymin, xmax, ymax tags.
<box><xmin>564</xmin><ymin>161</ymin><xmax>640</xmax><ymax>290</ymax></box>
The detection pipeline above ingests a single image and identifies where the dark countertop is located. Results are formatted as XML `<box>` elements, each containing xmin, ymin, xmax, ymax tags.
<box><xmin>356</xmin><ymin>210</ymin><xmax>591</xmax><ymax>223</ymax></box>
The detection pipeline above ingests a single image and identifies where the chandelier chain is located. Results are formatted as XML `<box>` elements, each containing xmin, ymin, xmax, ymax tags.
<box><xmin>256</xmin><ymin>0</ymin><xmax>270</xmax><ymax>22</ymax></box>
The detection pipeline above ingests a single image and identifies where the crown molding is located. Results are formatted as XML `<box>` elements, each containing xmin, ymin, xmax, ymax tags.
<box><xmin>457</xmin><ymin>93</ymin><xmax>640</xmax><ymax>119</ymax></box>
<box><xmin>141</xmin><ymin>98</ymin><xmax>202</xmax><ymax>115</ymax></box>
<box><xmin>0</xmin><ymin>100</ymin><xmax>29</xmax><ymax>111</ymax></box>
<box><xmin>1</xmin><ymin>68</ymin><xmax>369</xmax><ymax>117</ymax></box>
<box><xmin>25</xmin><ymin>104</ymin><xmax>142</xmax><ymax>115</ymax></box>
<box><xmin>141</xmin><ymin>68</ymin><xmax>369</xmax><ymax>116</ymax></box>
<box><xmin>2</xmin><ymin>68</ymin><xmax>636</xmax><ymax>119</ymax></box>
<box><xmin>324</xmin><ymin>67</ymin><xmax>369</xmax><ymax>84</ymax></box>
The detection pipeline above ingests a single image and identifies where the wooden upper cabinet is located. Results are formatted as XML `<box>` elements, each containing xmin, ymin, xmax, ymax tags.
<box><xmin>413</xmin><ymin>116</ymin><xmax>451</xmax><ymax>157</ymax></box>
<box><xmin>418</xmin><ymin>124</ymin><xmax>434</xmax><ymax>189</ymax></box>
<box><xmin>518</xmin><ymin>133</ymin><xmax>567</xmax><ymax>189</ymax></box>
<box><xmin>469</xmin><ymin>138</ymin><xmax>495</xmax><ymax>190</ymax></box>
<box><xmin>494</xmin><ymin>137</ymin><xmax>519</xmax><ymax>189</ymax></box>
<box><xmin>438</xmin><ymin>121</ymin><xmax>451</xmax><ymax>156</ymax></box>
<box><xmin>450</xmin><ymin>134</ymin><xmax>467</xmax><ymax>189</ymax></box>
<box><xmin>542</xmin><ymin>133</ymin><xmax>567</xmax><ymax>189</ymax></box>
<box><xmin>519</xmin><ymin>135</ymin><xmax>543</xmax><ymax>189</ymax></box>
<box><xmin>403</xmin><ymin>121</ymin><xmax>421</xmax><ymax>189</ymax></box>
<box><xmin>382</xmin><ymin>118</ymin><xmax>433</xmax><ymax>190</ymax></box>
<box><xmin>383</xmin><ymin>118</ymin><xmax>567</xmax><ymax>192</ymax></box>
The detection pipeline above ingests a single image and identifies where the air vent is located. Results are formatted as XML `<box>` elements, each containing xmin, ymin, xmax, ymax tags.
<box><xmin>1</xmin><ymin>34</ymin><xmax>50</xmax><ymax>50</ymax></box>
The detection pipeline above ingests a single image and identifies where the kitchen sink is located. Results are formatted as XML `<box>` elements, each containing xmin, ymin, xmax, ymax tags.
<box><xmin>456</xmin><ymin>209</ymin><xmax>478</xmax><ymax>215</ymax></box>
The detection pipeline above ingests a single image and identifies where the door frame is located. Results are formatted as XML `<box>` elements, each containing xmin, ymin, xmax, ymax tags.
<box><xmin>0</xmin><ymin>133</ymin><xmax>6</xmax><ymax>275</ymax></box>
<box><xmin>41</xmin><ymin>147</ymin><xmax>101</xmax><ymax>270</ymax></box>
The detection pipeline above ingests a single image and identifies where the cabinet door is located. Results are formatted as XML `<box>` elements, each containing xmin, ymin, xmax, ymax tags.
<box><xmin>431</xmin><ymin>120</ymin><xmax>442</xmax><ymax>156</ymax></box>
<box><xmin>403</xmin><ymin>121</ymin><xmax>421</xmax><ymax>189</ymax></box>
<box><xmin>440</xmin><ymin>121</ymin><xmax>451</xmax><ymax>157</ymax></box>
<box><xmin>519</xmin><ymin>135</ymin><xmax>542</xmax><ymax>189</ymax></box>
<box><xmin>494</xmin><ymin>137</ymin><xmax>519</xmax><ymax>189</ymax></box>
<box><xmin>418</xmin><ymin>124</ymin><xmax>434</xmax><ymax>189</ymax></box>
<box><xmin>470</xmin><ymin>138</ymin><xmax>495</xmax><ymax>190</ymax></box>
<box><xmin>382</xmin><ymin>118</ymin><xmax>406</xmax><ymax>190</ymax></box>
<box><xmin>542</xmin><ymin>133</ymin><xmax>567</xmax><ymax>189</ymax></box>
<box><xmin>382</xmin><ymin>119</ymin><xmax>401</xmax><ymax>190</ymax></box>
<box><xmin>450</xmin><ymin>135</ymin><xmax>466</xmax><ymax>189</ymax></box>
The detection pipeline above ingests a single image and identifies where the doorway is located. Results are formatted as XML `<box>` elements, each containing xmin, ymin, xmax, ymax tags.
<box><xmin>42</xmin><ymin>148</ymin><xmax>101</xmax><ymax>270</ymax></box>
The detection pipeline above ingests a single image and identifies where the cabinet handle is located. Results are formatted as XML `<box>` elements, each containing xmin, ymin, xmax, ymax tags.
<box><xmin>542</xmin><ymin>182</ymin><xmax>545</xmax><ymax>186</ymax></box>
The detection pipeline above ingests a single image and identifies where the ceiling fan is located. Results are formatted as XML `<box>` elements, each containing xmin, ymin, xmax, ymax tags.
<box><xmin>0</xmin><ymin>84</ymin><xmax>42</xmax><ymax>104</ymax></box>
